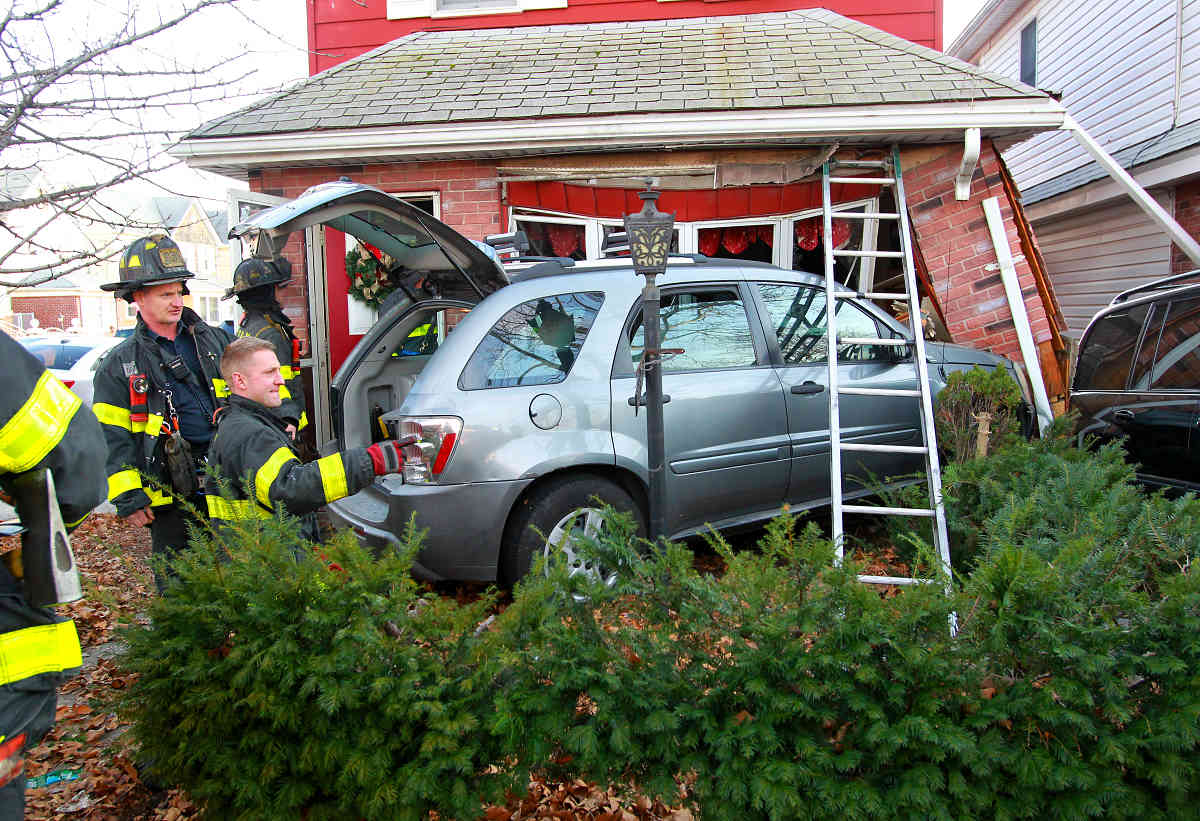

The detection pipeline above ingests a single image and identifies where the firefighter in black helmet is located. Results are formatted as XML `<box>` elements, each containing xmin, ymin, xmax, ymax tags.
<box><xmin>0</xmin><ymin>329</ymin><xmax>105</xmax><ymax>817</ymax></box>
<box><xmin>93</xmin><ymin>234</ymin><xmax>232</xmax><ymax>592</ymax></box>
<box><xmin>224</xmin><ymin>257</ymin><xmax>307</xmax><ymax>439</ymax></box>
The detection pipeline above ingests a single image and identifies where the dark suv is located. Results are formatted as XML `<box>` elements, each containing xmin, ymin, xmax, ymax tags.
<box><xmin>1071</xmin><ymin>271</ymin><xmax>1200</xmax><ymax>493</ymax></box>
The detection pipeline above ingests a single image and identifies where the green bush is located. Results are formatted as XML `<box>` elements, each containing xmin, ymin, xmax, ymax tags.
<box><xmin>935</xmin><ymin>365</ymin><xmax>1024</xmax><ymax>463</ymax></box>
<box><xmin>117</xmin><ymin>511</ymin><xmax>511</xmax><ymax>820</ymax></box>
<box><xmin>117</xmin><ymin>433</ymin><xmax>1200</xmax><ymax>819</ymax></box>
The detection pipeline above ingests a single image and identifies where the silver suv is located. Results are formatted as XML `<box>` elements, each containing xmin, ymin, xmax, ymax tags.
<box><xmin>235</xmin><ymin>182</ymin><xmax>1025</xmax><ymax>584</ymax></box>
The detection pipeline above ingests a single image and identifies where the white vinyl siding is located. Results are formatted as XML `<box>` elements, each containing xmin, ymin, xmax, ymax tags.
<box><xmin>974</xmin><ymin>0</ymin><xmax>1181</xmax><ymax>191</ymax></box>
<box><xmin>1179</xmin><ymin>0</ymin><xmax>1200</xmax><ymax>124</ymax></box>
<box><xmin>1034</xmin><ymin>195</ymin><xmax>1174</xmax><ymax>337</ymax></box>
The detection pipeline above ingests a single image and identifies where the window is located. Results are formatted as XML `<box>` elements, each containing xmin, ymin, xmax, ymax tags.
<box><xmin>21</xmin><ymin>341</ymin><xmax>92</xmax><ymax>369</ymax></box>
<box><xmin>1149</xmin><ymin>297</ymin><xmax>1200</xmax><ymax>389</ymax></box>
<box><xmin>515</xmin><ymin>218</ymin><xmax>587</xmax><ymax>261</ymax></box>
<box><xmin>628</xmin><ymin>289</ymin><xmax>757</xmax><ymax>372</ymax></box>
<box><xmin>389</xmin><ymin>307</ymin><xmax>469</xmax><ymax>358</ymax></box>
<box><xmin>1020</xmin><ymin>20</ymin><xmax>1037</xmax><ymax>87</ymax></box>
<box><xmin>1075</xmin><ymin>303</ymin><xmax>1151</xmax><ymax>391</ymax></box>
<box><xmin>460</xmin><ymin>291</ymin><xmax>603</xmax><ymax>389</ymax></box>
<box><xmin>757</xmin><ymin>284</ymin><xmax>901</xmax><ymax>364</ymax></box>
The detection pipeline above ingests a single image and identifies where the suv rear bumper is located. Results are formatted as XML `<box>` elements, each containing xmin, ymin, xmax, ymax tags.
<box><xmin>326</xmin><ymin>476</ymin><xmax>534</xmax><ymax>582</ymax></box>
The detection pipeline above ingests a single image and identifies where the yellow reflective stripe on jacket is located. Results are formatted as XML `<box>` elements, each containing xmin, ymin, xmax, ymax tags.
<box><xmin>297</xmin><ymin>411</ymin><xmax>309</xmax><ymax>431</ymax></box>
<box><xmin>278</xmin><ymin>384</ymin><xmax>292</xmax><ymax>400</ymax></box>
<box><xmin>108</xmin><ymin>470</ymin><xmax>172</xmax><ymax>506</ymax></box>
<box><xmin>65</xmin><ymin>511</ymin><xmax>90</xmax><ymax>530</ymax></box>
<box><xmin>0</xmin><ymin>372</ymin><xmax>80</xmax><ymax>473</ymax></box>
<box><xmin>255</xmin><ymin>447</ymin><xmax>298</xmax><ymax>508</ymax></box>
<box><xmin>95</xmin><ymin>404</ymin><xmax>164</xmax><ymax>438</ymax></box>
<box><xmin>213</xmin><ymin>378</ymin><xmax>230</xmax><ymax>399</ymax></box>
<box><xmin>206</xmin><ymin>495</ymin><xmax>271</xmax><ymax>520</ymax></box>
<box><xmin>317</xmin><ymin>453</ymin><xmax>348</xmax><ymax>502</ymax></box>
<box><xmin>93</xmin><ymin>402</ymin><xmax>131</xmax><ymax>431</ymax></box>
<box><xmin>0</xmin><ymin>621</ymin><xmax>81</xmax><ymax>686</ymax></box>
<box><xmin>146</xmin><ymin>487</ymin><xmax>173</xmax><ymax>507</ymax></box>
<box><xmin>279</xmin><ymin>365</ymin><xmax>296</xmax><ymax>380</ymax></box>
<box><xmin>108</xmin><ymin>469</ymin><xmax>142</xmax><ymax>500</ymax></box>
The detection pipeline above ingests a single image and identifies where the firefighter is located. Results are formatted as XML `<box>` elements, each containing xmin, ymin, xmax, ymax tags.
<box><xmin>205</xmin><ymin>337</ymin><xmax>409</xmax><ymax>539</ymax></box>
<box><xmin>94</xmin><ymin>235</ymin><xmax>232</xmax><ymax>592</ymax></box>
<box><xmin>0</xmin><ymin>330</ymin><xmax>106</xmax><ymax>818</ymax></box>
<box><xmin>224</xmin><ymin>257</ymin><xmax>307</xmax><ymax>439</ymax></box>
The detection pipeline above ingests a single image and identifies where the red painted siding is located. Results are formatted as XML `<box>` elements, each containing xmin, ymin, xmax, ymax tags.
<box><xmin>308</xmin><ymin>0</ymin><xmax>942</xmax><ymax>74</ymax></box>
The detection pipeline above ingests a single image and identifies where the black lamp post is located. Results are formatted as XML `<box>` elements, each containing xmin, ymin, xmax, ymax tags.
<box><xmin>623</xmin><ymin>185</ymin><xmax>675</xmax><ymax>542</ymax></box>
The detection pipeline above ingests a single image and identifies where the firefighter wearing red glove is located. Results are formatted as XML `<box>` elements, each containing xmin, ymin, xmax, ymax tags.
<box><xmin>205</xmin><ymin>337</ymin><xmax>410</xmax><ymax>539</ymax></box>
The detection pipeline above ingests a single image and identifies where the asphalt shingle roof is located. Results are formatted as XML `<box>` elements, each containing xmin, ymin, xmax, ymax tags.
<box><xmin>190</xmin><ymin>8</ymin><xmax>1047</xmax><ymax>140</ymax></box>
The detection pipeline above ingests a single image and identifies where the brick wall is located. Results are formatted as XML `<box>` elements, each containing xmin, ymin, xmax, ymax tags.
<box><xmin>1171</xmin><ymin>177</ymin><xmax>1200</xmax><ymax>275</ymax></box>
<box><xmin>902</xmin><ymin>142</ymin><xmax>1055</xmax><ymax>364</ymax></box>
<box><xmin>12</xmin><ymin>295</ymin><xmax>81</xmax><ymax>330</ymax></box>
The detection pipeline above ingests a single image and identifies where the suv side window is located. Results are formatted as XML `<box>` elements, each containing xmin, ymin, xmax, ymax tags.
<box><xmin>756</xmin><ymin>283</ymin><xmax>901</xmax><ymax>364</ymax></box>
<box><xmin>628</xmin><ymin>288</ymin><xmax>757</xmax><ymax>372</ymax></box>
<box><xmin>1075</xmin><ymin>302</ymin><xmax>1151</xmax><ymax>391</ymax></box>
<box><xmin>1149</xmin><ymin>296</ymin><xmax>1200</xmax><ymax>389</ymax></box>
<box><xmin>459</xmin><ymin>291</ymin><xmax>604</xmax><ymax>389</ymax></box>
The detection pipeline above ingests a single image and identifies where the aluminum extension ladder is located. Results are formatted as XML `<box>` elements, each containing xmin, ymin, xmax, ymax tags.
<box><xmin>820</xmin><ymin>146</ymin><xmax>954</xmax><ymax>605</ymax></box>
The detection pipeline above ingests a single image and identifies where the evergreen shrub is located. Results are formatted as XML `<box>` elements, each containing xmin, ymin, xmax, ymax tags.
<box><xmin>118</xmin><ymin>432</ymin><xmax>1200</xmax><ymax>819</ymax></box>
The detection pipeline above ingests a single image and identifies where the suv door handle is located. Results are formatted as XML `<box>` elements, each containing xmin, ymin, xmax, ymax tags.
<box><xmin>1113</xmin><ymin>409</ymin><xmax>1134</xmax><ymax>424</ymax></box>
<box><xmin>628</xmin><ymin>394</ymin><xmax>671</xmax><ymax>407</ymax></box>
<box><xmin>790</xmin><ymin>381</ymin><xmax>825</xmax><ymax>395</ymax></box>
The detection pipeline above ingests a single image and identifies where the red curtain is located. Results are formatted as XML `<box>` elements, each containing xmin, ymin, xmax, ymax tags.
<box><xmin>757</xmin><ymin>226</ymin><xmax>773</xmax><ymax>247</ymax></box>
<box><xmin>547</xmin><ymin>224</ymin><xmax>581</xmax><ymax>257</ymax></box>
<box><xmin>795</xmin><ymin>218</ymin><xmax>820</xmax><ymax>251</ymax></box>
<box><xmin>722</xmin><ymin>226</ymin><xmax>749</xmax><ymax>255</ymax></box>
<box><xmin>699</xmin><ymin>228</ymin><xmax>720</xmax><ymax>256</ymax></box>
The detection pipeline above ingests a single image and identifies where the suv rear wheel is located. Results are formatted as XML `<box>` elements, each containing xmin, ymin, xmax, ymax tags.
<box><xmin>500</xmin><ymin>474</ymin><xmax>646</xmax><ymax>587</ymax></box>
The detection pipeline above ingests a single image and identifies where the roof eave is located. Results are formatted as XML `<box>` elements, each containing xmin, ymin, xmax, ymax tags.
<box><xmin>171</xmin><ymin>100</ymin><xmax>1068</xmax><ymax>180</ymax></box>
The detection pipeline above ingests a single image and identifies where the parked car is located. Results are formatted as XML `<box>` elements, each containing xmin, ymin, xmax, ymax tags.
<box><xmin>1071</xmin><ymin>271</ymin><xmax>1200</xmax><ymax>494</ymax></box>
<box><xmin>234</xmin><ymin>181</ymin><xmax>1028</xmax><ymax>585</ymax></box>
<box><xmin>19</xmin><ymin>335</ymin><xmax>122</xmax><ymax>407</ymax></box>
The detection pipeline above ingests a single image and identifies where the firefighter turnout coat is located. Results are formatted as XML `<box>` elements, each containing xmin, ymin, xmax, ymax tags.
<box><xmin>0</xmin><ymin>331</ymin><xmax>105</xmax><ymax>798</ymax></box>
<box><xmin>237</xmin><ymin>310</ymin><xmax>308</xmax><ymax>432</ymax></box>
<box><xmin>92</xmin><ymin>309</ymin><xmax>231</xmax><ymax>516</ymax></box>
<box><xmin>206</xmin><ymin>395</ymin><xmax>374</xmax><ymax>529</ymax></box>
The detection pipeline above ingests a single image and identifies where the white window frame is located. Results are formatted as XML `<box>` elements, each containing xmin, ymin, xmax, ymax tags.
<box><xmin>390</xmin><ymin>190</ymin><xmax>442</xmax><ymax>219</ymax></box>
<box><xmin>387</xmin><ymin>0</ymin><xmax>565</xmax><ymax>20</ymax></box>
<box><xmin>509</xmin><ymin>196</ymin><xmax>880</xmax><ymax>277</ymax></box>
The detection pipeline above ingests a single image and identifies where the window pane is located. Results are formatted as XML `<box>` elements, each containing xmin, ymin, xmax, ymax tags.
<box><xmin>1075</xmin><ymin>303</ymin><xmax>1150</xmax><ymax>390</ymax></box>
<box><xmin>698</xmin><ymin>224</ymin><xmax>773</xmax><ymax>263</ymax></box>
<box><xmin>516</xmin><ymin>220</ymin><xmax>585</xmax><ymax>260</ymax></box>
<box><xmin>629</xmin><ymin>289</ymin><xmax>756</xmax><ymax>371</ymax></box>
<box><xmin>601</xmin><ymin>224</ymin><xmax>678</xmax><ymax>258</ymax></box>
<box><xmin>757</xmin><ymin>283</ymin><xmax>899</xmax><ymax>364</ymax></box>
<box><xmin>22</xmin><ymin>342</ymin><xmax>91</xmax><ymax>369</ymax></box>
<box><xmin>1150</xmin><ymin>297</ymin><xmax>1200</xmax><ymax>389</ymax></box>
<box><xmin>460</xmin><ymin>292</ymin><xmax>603</xmax><ymax>389</ymax></box>
<box><xmin>1020</xmin><ymin>20</ymin><xmax>1037</xmax><ymax>87</ymax></box>
<box><xmin>389</xmin><ymin>308</ymin><xmax>469</xmax><ymax>358</ymax></box>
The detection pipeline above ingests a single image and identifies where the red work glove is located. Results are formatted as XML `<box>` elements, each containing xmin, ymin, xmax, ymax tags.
<box><xmin>367</xmin><ymin>436</ymin><xmax>416</xmax><ymax>475</ymax></box>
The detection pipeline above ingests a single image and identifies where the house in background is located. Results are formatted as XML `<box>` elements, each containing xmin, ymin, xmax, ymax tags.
<box><xmin>0</xmin><ymin>184</ymin><xmax>237</xmax><ymax>335</ymax></box>
<box><xmin>949</xmin><ymin>0</ymin><xmax>1200</xmax><ymax>337</ymax></box>
<box><xmin>177</xmin><ymin>3</ymin><xmax>1086</xmax><ymax>445</ymax></box>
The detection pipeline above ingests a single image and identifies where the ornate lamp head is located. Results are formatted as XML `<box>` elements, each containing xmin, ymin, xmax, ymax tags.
<box><xmin>623</xmin><ymin>186</ymin><xmax>675</xmax><ymax>278</ymax></box>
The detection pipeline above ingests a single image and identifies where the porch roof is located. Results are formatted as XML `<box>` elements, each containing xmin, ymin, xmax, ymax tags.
<box><xmin>176</xmin><ymin>8</ymin><xmax>1066</xmax><ymax>177</ymax></box>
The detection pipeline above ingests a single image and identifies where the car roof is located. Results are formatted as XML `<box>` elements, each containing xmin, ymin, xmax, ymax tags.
<box><xmin>505</xmin><ymin>256</ymin><xmax>824</xmax><ymax>290</ymax></box>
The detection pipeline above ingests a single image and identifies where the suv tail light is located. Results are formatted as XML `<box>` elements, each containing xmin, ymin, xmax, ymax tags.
<box><xmin>396</xmin><ymin>417</ymin><xmax>462</xmax><ymax>484</ymax></box>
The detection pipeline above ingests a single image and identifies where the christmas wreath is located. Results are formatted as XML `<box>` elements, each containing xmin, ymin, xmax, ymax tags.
<box><xmin>346</xmin><ymin>243</ymin><xmax>398</xmax><ymax>308</ymax></box>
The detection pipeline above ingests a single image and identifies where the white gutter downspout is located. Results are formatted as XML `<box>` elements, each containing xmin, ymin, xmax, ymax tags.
<box><xmin>1063</xmin><ymin>114</ymin><xmax>1200</xmax><ymax>267</ymax></box>
<box><xmin>982</xmin><ymin>196</ymin><xmax>1055</xmax><ymax>434</ymax></box>
<box><xmin>955</xmin><ymin>128</ymin><xmax>981</xmax><ymax>201</ymax></box>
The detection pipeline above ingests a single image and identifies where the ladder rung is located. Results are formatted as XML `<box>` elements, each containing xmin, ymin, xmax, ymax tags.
<box><xmin>857</xmin><ymin>574</ymin><xmax>937</xmax><ymax>586</ymax></box>
<box><xmin>839</xmin><ymin>443</ymin><xmax>928</xmax><ymax>454</ymax></box>
<box><xmin>833</xmin><ymin>249</ymin><xmax>906</xmax><ymax>259</ymax></box>
<box><xmin>843</xmin><ymin>504</ymin><xmax>936</xmax><ymax>517</ymax></box>
<box><xmin>837</xmin><ymin>386</ymin><xmax>922</xmax><ymax>397</ymax></box>
<box><xmin>829</xmin><ymin>211</ymin><xmax>900</xmax><ymax>220</ymax></box>
<box><xmin>828</xmin><ymin>176</ymin><xmax>896</xmax><ymax>185</ymax></box>
<box><xmin>837</xmin><ymin>336</ymin><xmax>908</xmax><ymax>346</ymax></box>
<box><xmin>834</xmin><ymin>160</ymin><xmax>888</xmax><ymax>168</ymax></box>
<box><xmin>832</xmin><ymin>290</ymin><xmax>910</xmax><ymax>301</ymax></box>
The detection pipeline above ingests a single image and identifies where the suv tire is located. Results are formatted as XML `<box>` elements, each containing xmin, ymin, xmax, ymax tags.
<box><xmin>500</xmin><ymin>474</ymin><xmax>646</xmax><ymax>587</ymax></box>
